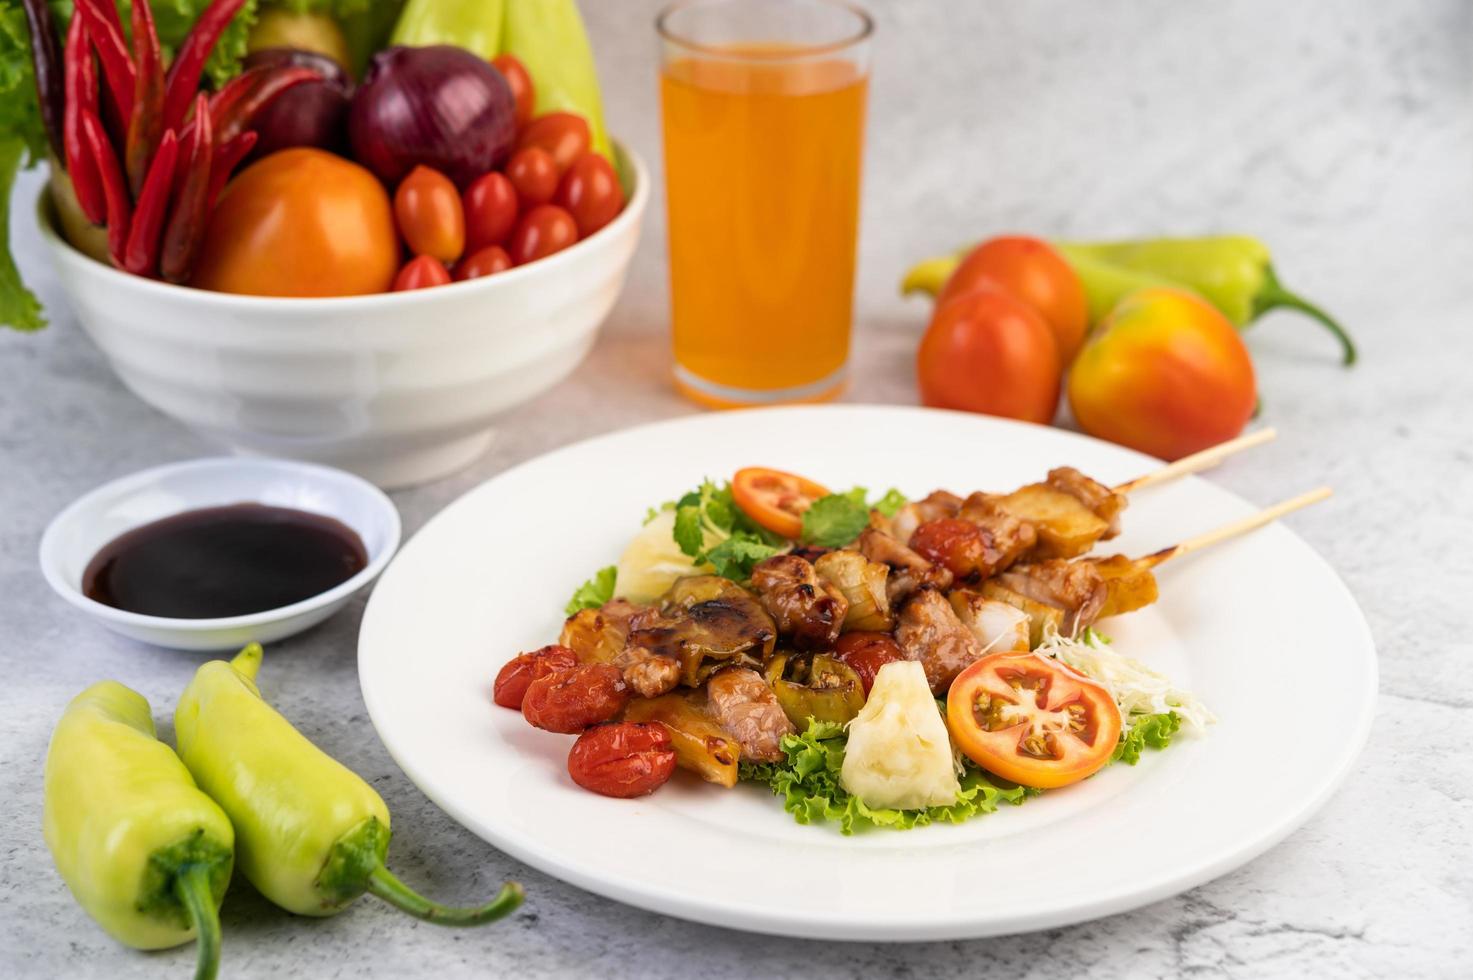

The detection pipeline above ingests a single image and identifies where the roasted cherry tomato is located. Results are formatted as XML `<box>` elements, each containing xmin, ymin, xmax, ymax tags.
<box><xmin>832</xmin><ymin>632</ymin><xmax>904</xmax><ymax>695</ymax></box>
<box><xmin>392</xmin><ymin>255</ymin><xmax>452</xmax><ymax>291</ymax></box>
<box><xmin>493</xmin><ymin>645</ymin><xmax>579</xmax><ymax>709</ymax></box>
<box><xmin>567</xmin><ymin>722</ymin><xmax>677</xmax><ymax>798</ymax></box>
<box><xmin>909</xmin><ymin>517</ymin><xmax>993</xmax><ymax>579</ymax></box>
<box><xmin>947</xmin><ymin>652</ymin><xmax>1122</xmax><ymax>789</ymax></box>
<box><xmin>504</xmin><ymin>147</ymin><xmax>559</xmax><ymax>209</ymax></box>
<box><xmin>508</xmin><ymin>204</ymin><xmax>578</xmax><ymax>265</ymax></box>
<box><xmin>491</xmin><ymin>54</ymin><xmax>535</xmax><ymax>128</ymax></box>
<box><xmin>938</xmin><ymin>236</ymin><xmax>1089</xmax><ymax>364</ymax></box>
<box><xmin>393</xmin><ymin>165</ymin><xmax>465</xmax><ymax>263</ymax></box>
<box><xmin>462</xmin><ymin>171</ymin><xmax>519</xmax><ymax>252</ymax></box>
<box><xmin>516</xmin><ymin>111</ymin><xmax>591</xmax><ymax>174</ymax></box>
<box><xmin>522</xmin><ymin>663</ymin><xmax>629</xmax><ymax>734</ymax></box>
<box><xmin>730</xmin><ymin>467</ymin><xmax>831</xmax><ymax>540</ymax></box>
<box><xmin>917</xmin><ymin>283</ymin><xmax>1062</xmax><ymax>424</ymax></box>
<box><xmin>456</xmin><ymin>245</ymin><xmax>513</xmax><ymax>281</ymax></box>
<box><xmin>554</xmin><ymin>152</ymin><xmax>624</xmax><ymax>238</ymax></box>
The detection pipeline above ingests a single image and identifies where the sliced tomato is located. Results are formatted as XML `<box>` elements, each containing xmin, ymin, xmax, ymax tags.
<box><xmin>946</xmin><ymin>651</ymin><xmax>1121</xmax><ymax>789</ymax></box>
<box><xmin>731</xmin><ymin>467</ymin><xmax>831</xmax><ymax>539</ymax></box>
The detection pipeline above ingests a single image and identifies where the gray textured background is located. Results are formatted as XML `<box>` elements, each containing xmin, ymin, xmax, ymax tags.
<box><xmin>3</xmin><ymin>1</ymin><xmax>1471</xmax><ymax>976</ymax></box>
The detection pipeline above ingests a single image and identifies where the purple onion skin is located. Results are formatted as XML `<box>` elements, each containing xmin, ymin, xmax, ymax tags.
<box><xmin>242</xmin><ymin>49</ymin><xmax>354</xmax><ymax>162</ymax></box>
<box><xmin>349</xmin><ymin>45</ymin><xmax>517</xmax><ymax>188</ymax></box>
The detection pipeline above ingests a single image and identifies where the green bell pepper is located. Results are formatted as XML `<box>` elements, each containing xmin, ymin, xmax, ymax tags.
<box><xmin>44</xmin><ymin>681</ymin><xmax>233</xmax><ymax>980</ymax></box>
<box><xmin>175</xmin><ymin>644</ymin><xmax>523</xmax><ymax>924</ymax></box>
<box><xmin>503</xmin><ymin>0</ymin><xmax>612</xmax><ymax>161</ymax></box>
<box><xmin>391</xmin><ymin>0</ymin><xmax>505</xmax><ymax>60</ymax></box>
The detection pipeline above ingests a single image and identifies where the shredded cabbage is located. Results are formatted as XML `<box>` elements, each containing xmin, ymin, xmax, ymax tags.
<box><xmin>1040</xmin><ymin>628</ymin><xmax>1216</xmax><ymax>733</ymax></box>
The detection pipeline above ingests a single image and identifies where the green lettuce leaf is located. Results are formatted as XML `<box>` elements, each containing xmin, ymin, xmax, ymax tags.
<box><xmin>871</xmin><ymin>488</ymin><xmax>908</xmax><ymax>518</ymax></box>
<box><xmin>564</xmin><ymin>565</ymin><xmax>616</xmax><ymax>616</ymax></box>
<box><xmin>1112</xmin><ymin>711</ymin><xmax>1181</xmax><ymax>765</ymax></box>
<box><xmin>742</xmin><ymin>719</ymin><xmax>1036</xmax><ymax>834</ymax></box>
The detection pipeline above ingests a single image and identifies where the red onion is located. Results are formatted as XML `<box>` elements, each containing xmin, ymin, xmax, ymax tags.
<box><xmin>349</xmin><ymin>45</ymin><xmax>517</xmax><ymax>188</ymax></box>
<box><xmin>242</xmin><ymin>48</ymin><xmax>353</xmax><ymax>162</ymax></box>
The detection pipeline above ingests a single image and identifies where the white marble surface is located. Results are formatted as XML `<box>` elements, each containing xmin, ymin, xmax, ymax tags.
<box><xmin>2</xmin><ymin>1</ymin><xmax>1471</xmax><ymax>976</ymax></box>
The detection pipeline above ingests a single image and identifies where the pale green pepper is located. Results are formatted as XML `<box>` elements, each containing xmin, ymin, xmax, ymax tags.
<box><xmin>392</xmin><ymin>0</ymin><xmax>505</xmax><ymax>60</ymax></box>
<box><xmin>174</xmin><ymin>644</ymin><xmax>522</xmax><ymax>923</ymax></box>
<box><xmin>503</xmin><ymin>0</ymin><xmax>612</xmax><ymax>161</ymax></box>
<box><xmin>44</xmin><ymin>682</ymin><xmax>233</xmax><ymax>980</ymax></box>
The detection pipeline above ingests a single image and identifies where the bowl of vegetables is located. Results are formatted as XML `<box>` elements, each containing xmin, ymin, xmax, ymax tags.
<box><xmin>12</xmin><ymin>0</ymin><xmax>645</xmax><ymax>487</ymax></box>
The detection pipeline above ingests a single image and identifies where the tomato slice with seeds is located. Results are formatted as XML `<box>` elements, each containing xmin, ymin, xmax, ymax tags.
<box><xmin>731</xmin><ymin>467</ymin><xmax>831</xmax><ymax>540</ymax></box>
<box><xmin>946</xmin><ymin>651</ymin><xmax>1121</xmax><ymax>789</ymax></box>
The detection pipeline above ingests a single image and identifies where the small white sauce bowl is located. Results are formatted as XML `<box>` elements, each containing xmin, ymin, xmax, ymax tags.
<box><xmin>39</xmin><ymin>457</ymin><xmax>401</xmax><ymax>651</ymax></box>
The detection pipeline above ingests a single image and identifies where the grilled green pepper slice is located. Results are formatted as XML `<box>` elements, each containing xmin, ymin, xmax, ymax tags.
<box><xmin>44</xmin><ymin>681</ymin><xmax>233</xmax><ymax>980</ymax></box>
<box><xmin>175</xmin><ymin>644</ymin><xmax>522</xmax><ymax>924</ymax></box>
<box><xmin>765</xmin><ymin>652</ymin><xmax>867</xmax><ymax>727</ymax></box>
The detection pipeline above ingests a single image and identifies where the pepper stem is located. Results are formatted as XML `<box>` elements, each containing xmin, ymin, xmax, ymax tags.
<box><xmin>230</xmin><ymin>642</ymin><xmax>263</xmax><ymax>681</ymax></box>
<box><xmin>365</xmin><ymin>865</ymin><xmax>523</xmax><ymax>927</ymax></box>
<box><xmin>174</xmin><ymin>862</ymin><xmax>222</xmax><ymax>980</ymax></box>
<box><xmin>1254</xmin><ymin>266</ymin><xmax>1358</xmax><ymax>366</ymax></box>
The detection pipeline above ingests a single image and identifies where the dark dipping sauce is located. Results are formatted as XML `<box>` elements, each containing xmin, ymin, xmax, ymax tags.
<box><xmin>82</xmin><ymin>503</ymin><xmax>368</xmax><ymax>619</ymax></box>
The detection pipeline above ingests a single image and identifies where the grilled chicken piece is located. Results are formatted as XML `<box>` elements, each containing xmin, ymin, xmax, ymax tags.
<box><xmin>749</xmin><ymin>555</ymin><xmax>848</xmax><ymax>649</ymax></box>
<box><xmin>995</xmin><ymin>559</ymin><xmax>1108</xmax><ymax>637</ymax></box>
<box><xmin>616</xmin><ymin>644</ymin><xmax>683</xmax><ymax>698</ymax></box>
<box><xmin>705</xmin><ymin>667</ymin><xmax>794</xmax><ymax>763</ymax></box>
<box><xmin>1047</xmin><ymin>466</ymin><xmax>1126</xmax><ymax>538</ymax></box>
<box><xmin>813</xmin><ymin>549</ymin><xmax>893</xmax><ymax>631</ymax></box>
<box><xmin>890</xmin><ymin>490</ymin><xmax>964</xmax><ymax>542</ymax></box>
<box><xmin>629</xmin><ymin>576</ymin><xmax>778</xmax><ymax>687</ymax></box>
<box><xmin>858</xmin><ymin>527</ymin><xmax>953</xmax><ymax>605</ymax></box>
<box><xmin>948</xmin><ymin>591</ymin><xmax>1030</xmax><ymax>653</ymax></box>
<box><xmin>895</xmin><ymin>589</ymin><xmax>982</xmax><ymax>694</ymax></box>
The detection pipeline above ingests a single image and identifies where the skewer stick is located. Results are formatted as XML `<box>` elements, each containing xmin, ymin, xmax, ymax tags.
<box><xmin>1113</xmin><ymin>428</ymin><xmax>1278</xmax><ymax>495</ymax></box>
<box><xmin>1139</xmin><ymin>486</ymin><xmax>1331</xmax><ymax>569</ymax></box>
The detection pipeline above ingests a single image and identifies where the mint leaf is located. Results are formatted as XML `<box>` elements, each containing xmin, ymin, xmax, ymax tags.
<box><xmin>564</xmin><ymin>565</ymin><xmax>617</xmax><ymax>616</ymax></box>
<box><xmin>800</xmin><ymin>494</ymin><xmax>870</xmax><ymax>548</ymax></box>
<box><xmin>872</xmin><ymin>488</ymin><xmax>908</xmax><ymax>518</ymax></box>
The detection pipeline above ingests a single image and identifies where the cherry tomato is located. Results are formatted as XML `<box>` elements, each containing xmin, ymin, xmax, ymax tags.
<box><xmin>507</xmin><ymin>204</ymin><xmax>578</xmax><ymax>265</ymax></box>
<box><xmin>192</xmin><ymin>148</ymin><xmax>397</xmax><ymax>296</ymax></box>
<box><xmin>832</xmin><ymin>631</ymin><xmax>904</xmax><ymax>695</ymax></box>
<box><xmin>908</xmin><ymin>517</ymin><xmax>994</xmax><ymax>579</ymax></box>
<box><xmin>393</xmin><ymin>165</ymin><xmax>465</xmax><ymax>263</ymax></box>
<box><xmin>391</xmin><ymin>255</ymin><xmax>451</xmax><ymax>291</ymax></box>
<box><xmin>504</xmin><ymin>147</ymin><xmax>558</xmax><ymax>209</ymax></box>
<box><xmin>730</xmin><ymin>467</ymin><xmax>832</xmax><ymax>540</ymax></box>
<box><xmin>456</xmin><ymin>245</ymin><xmax>513</xmax><ymax>281</ymax></box>
<box><xmin>491</xmin><ymin>54</ymin><xmax>535</xmax><ymax>128</ymax></box>
<box><xmin>522</xmin><ymin>663</ymin><xmax>629</xmax><ymax>734</ymax></box>
<box><xmin>462</xmin><ymin>171</ymin><xmax>519</xmax><ymax>252</ymax></box>
<box><xmin>554</xmin><ymin>152</ymin><xmax>624</xmax><ymax>238</ymax></box>
<box><xmin>1068</xmin><ymin>287</ymin><xmax>1256</xmax><ymax>461</ymax></box>
<box><xmin>567</xmin><ymin>722</ymin><xmax>677</xmax><ymax>798</ymax></box>
<box><xmin>516</xmin><ymin>111</ymin><xmax>590</xmax><ymax>174</ymax></box>
<box><xmin>947</xmin><ymin>652</ymin><xmax>1122</xmax><ymax>789</ymax></box>
<box><xmin>938</xmin><ymin>237</ymin><xmax>1088</xmax><ymax>364</ymax></box>
<box><xmin>493</xmin><ymin>645</ymin><xmax>578</xmax><ymax>709</ymax></box>
<box><xmin>917</xmin><ymin>283</ymin><xmax>1062</xmax><ymax>424</ymax></box>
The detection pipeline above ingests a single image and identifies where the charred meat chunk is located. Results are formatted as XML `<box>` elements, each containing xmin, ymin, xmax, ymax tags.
<box><xmin>749</xmin><ymin>554</ymin><xmax>848</xmax><ymax>649</ymax></box>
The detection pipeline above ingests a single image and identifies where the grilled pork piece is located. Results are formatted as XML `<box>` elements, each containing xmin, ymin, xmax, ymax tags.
<box><xmin>995</xmin><ymin>559</ymin><xmax>1108</xmax><ymax>637</ymax></box>
<box><xmin>616</xmin><ymin>644</ymin><xmax>683</xmax><ymax>698</ymax></box>
<box><xmin>749</xmin><ymin>554</ymin><xmax>848</xmax><ymax>649</ymax></box>
<box><xmin>858</xmin><ymin>527</ymin><xmax>953</xmax><ymax>605</ymax></box>
<box><xmin>955</xmin><ymin>493</ymin><xmax>1039</xmax><ymax>572</ymax></box>
<box><xmin>705</xmin><ymin>667</ymin><xmax>794</xmax><ymax>762</ymax></box>
<box><xmin>895</xmin><ymin>588</ymin><xmax>982</xmax><ymax>694</ymax></box>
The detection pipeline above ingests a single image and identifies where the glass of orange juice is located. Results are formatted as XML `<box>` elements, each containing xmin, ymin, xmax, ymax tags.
<box><xmin>657</xmin><ymin>0</ymin><xmax>873</xmax><ymax>407</ymax></box>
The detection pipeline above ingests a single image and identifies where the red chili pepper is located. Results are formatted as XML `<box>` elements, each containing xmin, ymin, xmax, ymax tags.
<box><xmin>63</xmin><ymin>15</ymin><xmax>104</xmax><ymax>225</ymax></box>
<box><xmin>206</xmin><ymin>131</ymin><xmax>257</xmax><ymax>207</ymax></box>
<box><xmin>160</xmin><ymin>94</ymin><xmax>213</xmax><ymax>284</ymax></box>
<box><xmin>162</xmin><ymin>0</ymin><xmax>251</xmax><ymax>134</ymax></box>
<box><xmin>122</xmin><ymin>129</ymin><xmax>179</xmax><ymax>276</ymax></box>
<box><xmin>125</xmin><ymin>0</ymin><xmax>166</xmax><ymax>198</ymax></box>
<box><xmin>207</xmin><ymin>65</ymin><xmax>318</xmax><ymax>146</ymax></box>
<box><xmin>80</xmin><ymin>107</ymin><xmax>131</xmax><ymax>267</ymax></box>
<box><xmin>73</xmin><ymin>0</ymin><xmax>135</xmax><ymax>127</ymax></box>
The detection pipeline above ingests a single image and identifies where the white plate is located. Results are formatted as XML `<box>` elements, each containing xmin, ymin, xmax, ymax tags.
<box><xmin>358</xmin><ymin>406</ymin><xmax>1376</xmax><ymax>941</ymax></box>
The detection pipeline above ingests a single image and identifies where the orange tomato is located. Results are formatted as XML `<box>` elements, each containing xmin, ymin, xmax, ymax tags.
<box><xmin>394</xmin><ymin>165</ymin><xmax>465</xmax><ymax>263</ymax></box>
<box><xmin>731</xmin><ymin>467</ymin><xmax>831</xmax><ymax>539</ymax></box>
<box><xmin>938</xmin><ymin>236</ymin><xmax>1088</xmax><ymax>364</ymax></box>
<box><xmin>1068</xmin><ymin>287</ymin><xmax>1257</xmax><ymax>460</ymax></box>
<box><xmin>947</xmin><ymin>652</ymin><xmax>1121</xmax><ymax>789</ymax></box>
<box><xmin>916</xmin><ymin>284</ymin><xmax>1062</xmax><ymax>424</ymax></box>
<box><xmin>192</xmin><ymin>149</ymin><xmax>398</xmax><ymax>296</ymax></box>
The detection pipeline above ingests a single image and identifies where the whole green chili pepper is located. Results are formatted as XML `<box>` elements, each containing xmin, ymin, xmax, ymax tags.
<box><xmin>503</xmin><ymin>0</ymin><xmax>613</xmax><ymax>162</ymax></box>
<box><xmin>175</xmin><ymin>644</ymin><xmax>523</xmax><ymax>924</ymax></box>
<box><xmin>392</xmin><ymin>0</ymin><xmax>505</xmax><ymax>59</ymax></box>
<box><xmin>44</xmin><ymin>681</ymin><xmax>233</xmax><ymax>980</ymax></box>
<box><xmin>901</xmin><ymin>234</ymin><xmax>1356</xmax><ymax>366</ymax></box>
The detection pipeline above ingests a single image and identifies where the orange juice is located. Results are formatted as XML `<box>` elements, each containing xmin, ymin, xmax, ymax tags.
<box><xmin>661</xmin><ymin>50</ymin><xmax>868</xmax><ymax>405</ymax></box>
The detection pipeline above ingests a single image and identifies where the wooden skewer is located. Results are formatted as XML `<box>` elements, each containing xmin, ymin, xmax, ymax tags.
<box><xmin>1113</xmin><ymin>428</ymin><xmax>1278</xmax><ymax>495</ymax></box>
<box><xmin>1138</xmin><ymin>486</ymin><xmax>1331</xmax><ymax>569</ymax></box>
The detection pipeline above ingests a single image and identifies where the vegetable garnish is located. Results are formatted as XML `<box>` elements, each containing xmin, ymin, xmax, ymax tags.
<box><xmin>1112</xmin><ymin>711</ymin><xmax>1182</xmax><ymax>765</ymax></box>
<box><xmin>564</xmin><ymin>565</ymin><xmax>615</xmax><ymax>616</ymax></box>
<box><xmin>669</xmin><ymin>478</ymin><xmax>783</xmax><ymax>580</ymax></box>
<box><xmin>800</xmin><ymin>485</ymin><xmax>906</xmax><ymax>548</ymax></box>
<box><xmin>1042</xmin><ymin>627</ymin><xmax>1215</xmax><ymax>733</ymax></box>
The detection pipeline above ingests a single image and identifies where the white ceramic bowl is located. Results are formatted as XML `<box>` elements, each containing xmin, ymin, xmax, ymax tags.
<box><xmin>39</xmin><ymin>457</ymin><xmax>401</xmax><ymax>651</ymax></box>
<box><xmin>38</xmin><ymin>143</ymin><xmax>649</xmax><ymax>489</ymax></box>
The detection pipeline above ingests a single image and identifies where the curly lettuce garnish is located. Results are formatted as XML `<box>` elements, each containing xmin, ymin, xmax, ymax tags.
<box><xmin>564</xmin><ymin>565</ymin><xmax>615</xmax><ymax>616</ymax></box>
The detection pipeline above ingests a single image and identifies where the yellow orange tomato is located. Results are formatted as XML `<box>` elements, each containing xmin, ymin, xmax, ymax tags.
<box><xmin>191</xmin><ymin>149</ymin><xmax>399</xmax><ymax>297</ymax></box>
<box><xmin>1068</xmin><ymin>287</ymin><xmax>1257</xmax><ymax>460</ymax></box>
